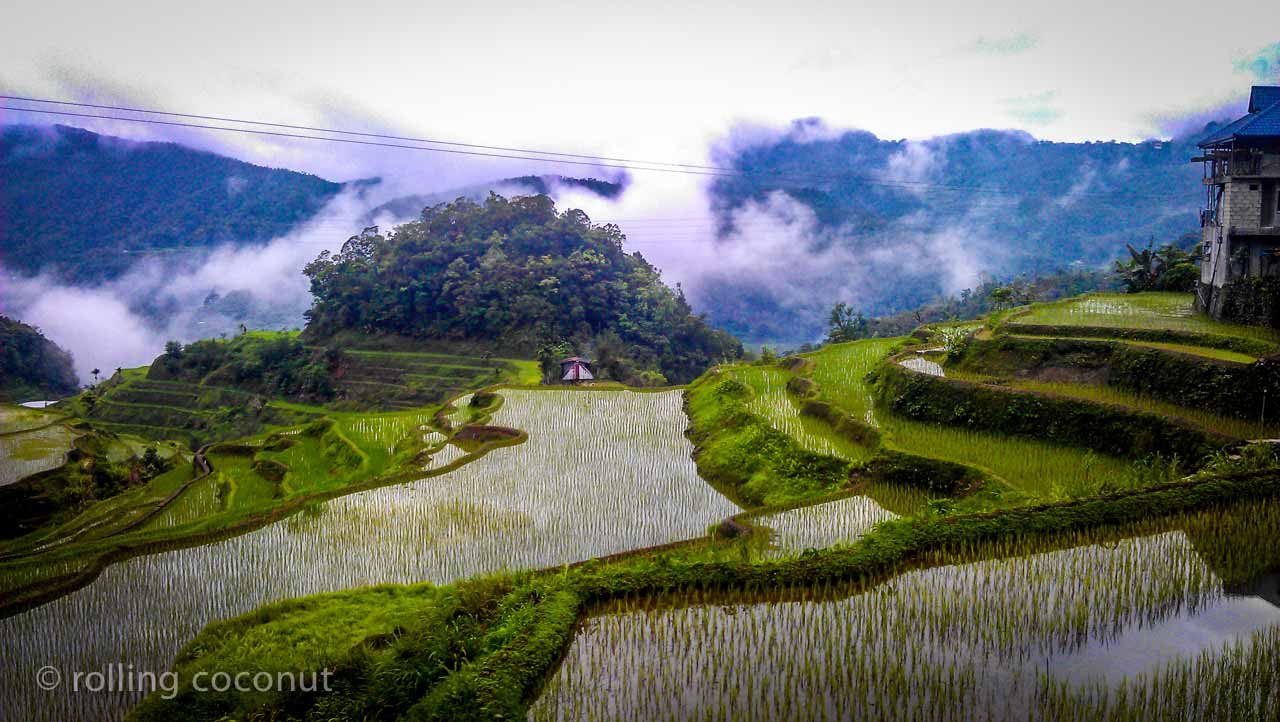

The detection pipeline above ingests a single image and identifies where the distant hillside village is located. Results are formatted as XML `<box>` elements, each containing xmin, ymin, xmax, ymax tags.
<box><xmin>1196</xmin><ymin>85</ymin><xmax>1280</xmax><ymax>326</ymax></box>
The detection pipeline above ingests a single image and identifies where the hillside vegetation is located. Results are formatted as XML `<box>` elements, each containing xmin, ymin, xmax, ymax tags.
<box><xmin>0</xmin><ymin>407</ymin><xmax>188</xmax><ymax>539</ymax></box>
<box><xmin>303</xmin><ymin>194</ymin><xmax>742</xmax><ymax>383</ymax></box>
<box><xmin>700</xmin><ymin>126</ymin><xmax>1204</xmax><ymax>343</ymax></box>
<box><xmin>0</xmin><ymin>315</ymin><xmax>78</xmax><ymax>402</ymax></box>
<box><xmin>79</xmin><ymin>335</ymin><xmax>537</xmax><ymax>446</ymax></box>
<box><xmin>0</xmin><ymin>124</ymin><xmax>344</xmax><ymax>283</ymax></box>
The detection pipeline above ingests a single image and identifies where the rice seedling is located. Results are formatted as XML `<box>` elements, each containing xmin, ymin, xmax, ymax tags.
<box><xmin>1011</xmin><ymin>292</ymin><xmax>1280</xmax><ymax>346</ymax></box>
<box><xmin>1036</xmin><ymin>624</ymin><xmax>1280</xmax><ymax>722</ymax></box>
<box><xmin>421</xmin><ymin>441</ymin><xmax>468</xmax><ymax>471</ymax></box>
<box><xmin>862</xmin><ymin>481</ymin><xmax>937</xmax><ymax>517</ymax></box>
<box><xmin>0</xmin><ymin>424</ymin><xmax>78</xmax><ymax>486</ymax></box>
<box><xmin>530</xmin><ymin>500</ymin><xmax>1280</xmax><ymax>722</ymax></box>
<box><xmin>752</xmin><ymin>495</ymin><xmax>896</xmax><ymax>557</ymax></box>
<box><xmin>0</xmin><ymin>389</ymin><xmax>739</xmax><ymax>722</ymax></box>
<box><xmin>727</xmin><ymin>366</ymin><xmax>875</xmax><ymax>462</ymax></box>
<box><xmin>881</xmin><ymin>417</ymin><xmax>1135</xmax><ymax>497</ymax></box>
<box><xmin>793</xmin><ymin>337</ymin><xmax>1135</xmax><ymax>496</ymax></box>
<box><xmin>804</xmin><ymin>338</ymin><xmax>905</xmax><ymax>425</ymax></box>
<box><xmin>137</xmin><ymin>474</ymin><xmax>227</xmax><ymax>532</ymax></box>
<box><xmin>991</xmin><ymin>378</ymin><xmax>1280</xmax><ymax>439</ymax></box>
<box><xmin>1006</xmin><ymin>334</ymin><xmax>1261</xmax><ymax>363</ymax></box>
<box><xmin>440</xmin><ymin>393</ymin><xmax>475</xmax><ymax>427</ymax></box>
<box><xmin>339</xmin><ymin>410</ymin><xmax>437</xmax><ymax>466</ymax></box>
<box><xmin>0</xmin><ymin>557</ymin><xmax>94</xmax><ymax>595</ymax></box>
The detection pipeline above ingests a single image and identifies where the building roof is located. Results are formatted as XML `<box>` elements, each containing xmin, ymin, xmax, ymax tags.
<box><xmin>562</xmin><ymin>361</ymin><xmax>594</xmax><ymax>381</ymax></box>
<box><xmin>1249</xmin><ymin>86</ymin><xmax>1280</xmax><ymax>113</ymax></box>
<box><xmin>560</xmin><ymin>356</ymin><xmax>589</xmax><ymax>364</ymax></box>
<box><xmin>1198</xmin><ymin>96</ymin><xmax>1280</xmax><ymax>148</ymax></box>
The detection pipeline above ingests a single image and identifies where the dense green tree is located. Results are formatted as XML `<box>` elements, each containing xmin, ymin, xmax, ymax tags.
<box><xmin>988</xmin><ymin>287</ymin><xmax>1015</xmax><ymax>309</ymax></box>
<box><xmin>154</xmin><ymin>335</ymin><xmax>340</xmax><ymax>402</ymax></box>
<box><xmin>826</xmin><ymin>302</ymin><xmax>873</xmax><ymax>343</ymax></box>
<box><xmin>1113</xmin><ymin>240</ymin><xmax>1199</xmax><ymax>293</ymax></box>
<box><xmin>302</xmin><ymin>194</ymin><xmax>742</xmax><ymax>383</ymax></box>
<box><xmin>0</xmin><ymin>315</ymin><xmax>79</xmax><ymax>401</ymax></box>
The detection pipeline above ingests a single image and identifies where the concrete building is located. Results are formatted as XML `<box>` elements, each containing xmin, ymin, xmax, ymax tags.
<box><xmin>1195</xmin><ymin>85</ymin><xmax>1280</xmax><ymax>317</ymax></box>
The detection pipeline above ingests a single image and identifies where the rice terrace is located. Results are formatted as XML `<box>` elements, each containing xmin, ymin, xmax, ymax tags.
<box><xmin>4</xmin><ymin>25</ymin><xmax>1280</xmax><ymax>720</ymax></box>
<box><xmin>3</xmin><ymin>278</ymin><xmax>1280</xmax><ymax>722</ymax></box>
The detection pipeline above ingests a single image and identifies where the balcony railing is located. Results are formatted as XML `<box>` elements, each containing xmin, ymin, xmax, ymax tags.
<box><xmin>1203</xmin><ymin>154</ymin><xmax>1264</xmax><ymax>180</ymax></box>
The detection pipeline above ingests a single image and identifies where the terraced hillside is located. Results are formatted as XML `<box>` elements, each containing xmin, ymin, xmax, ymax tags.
<box><xmin>82</xmin><ymin>349</ymin><xmax>538</xmax><ymax>445</ymax></box>
<box><xmin>336</xmin><ymin>349</ymin><xmax>529</xmax><ymax>410</ymax></box>
<box><xmin>82</xmin><ymin>372</ymin><xmax>313</xmax><ymax>445</ymax></box>
<box><xmin>7</xmin><ymin>290</ymin><xmax>1280</xmax><ymax>722</ymax></box>
<box><xmin>0</xmin><ymin>403</ymin><xmax>191</xmax><ymax>540</ymax></box>
<box><xmin>1</xmin><ymin>388</ymin><xmax>739</xmax><ymax>722</ymax></box>
<box><xmin>1004</xmin><ymin>291</ymin><xmax>1280</xmax><ymax>357</ymax></box>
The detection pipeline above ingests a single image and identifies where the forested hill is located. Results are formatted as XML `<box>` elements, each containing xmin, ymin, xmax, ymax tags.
<box><xmin>0</xmin><ymin>315</ymin><xmax>78</xmax><ymax>401</ymax></box>
<box><xmin>699</xmin><ymin>126</ymin><xmax>1205</xmax><ymax>343</ymax></box>
<box><xmin>0</xmin><ymin>124</ymin><xmax>346</xmax><ymax>283</ymax></box>
<box><xmin>303</xmin><ymin>194</ymin><xmax>742</xmax><ymax>384</ymax></box>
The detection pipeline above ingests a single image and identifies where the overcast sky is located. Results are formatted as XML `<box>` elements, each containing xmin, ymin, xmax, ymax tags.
<box><xmin>3</xmin><ymin>0</ymin><xmax>1278</xmax><ymax>184</ymax></box>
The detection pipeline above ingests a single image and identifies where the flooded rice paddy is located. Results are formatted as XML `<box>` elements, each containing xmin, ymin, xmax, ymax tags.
<box><xmin>0</xmin><ymin>423</ymin><xmax>77</xmax><ymax>486</ymax></box>
<box><xmin>531</xmin><ymin>503</ymin><xmax>1280</xmax><ymax>722</ymax></box>
<box><xmin>754</xmin><ymin>495</ymin><xmax>896</xmax><ymax>556</ymax></box>
<box><xmin>0</xmin><ymin>389</ymin><xmax>739</xmax><ymax>722</ymax></box>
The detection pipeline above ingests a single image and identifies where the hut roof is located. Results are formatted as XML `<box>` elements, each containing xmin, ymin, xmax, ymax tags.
<box><xmin>562</xmin><ymin>360</ymin><xmax>594</xmax><ymax>381</ymax></box>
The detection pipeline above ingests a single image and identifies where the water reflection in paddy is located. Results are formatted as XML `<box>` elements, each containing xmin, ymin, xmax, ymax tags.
<box><xmin>532</xmin><ymin>528</ymin><xmax>1280</xmax><ymax>722</ymax></box>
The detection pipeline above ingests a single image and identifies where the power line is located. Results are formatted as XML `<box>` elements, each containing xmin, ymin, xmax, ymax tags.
<box><xmin>0</xmin><ymin>94</ymin><xmax>731</xmax><ymax>173</ymax></box>
<box><xmin>0</xmin><ymin>99</ymin><xmax>1181</xmax><ymax>199</ymax></box>
<box><xmin>0</xmin><ymin>105</ymin><xmax>735</xmax><ymax>178</ymax></box>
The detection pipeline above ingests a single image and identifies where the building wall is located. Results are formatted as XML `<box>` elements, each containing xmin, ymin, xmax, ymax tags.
<box><xmin>1198</xmin><ymin>150</ymin><xmax>1280</xmax><ymax>316</ymax></box>
<box><xmin>1222</xmin><ymin>179</ymin><xmax>1264</xmax><ymax>232</ymax></box>
<box><xmin>1200</xmin><ymin>224</ymin><xmax>1223</xmax><ymax>286</ymax></box>
<box><xmin>1261</xmin><ymin>151</ymin><xmax>1280</xmax><ymax>176</ymax></box>
<box><xmin>1245</xmin><ymin>237</ymin><xmax>1280</xmax><ymax>277</ymax></box>
<box><xmin>1219</xmin><ymin>152</ymin><xmax>1280</xmax><ymax>230</ymax></box>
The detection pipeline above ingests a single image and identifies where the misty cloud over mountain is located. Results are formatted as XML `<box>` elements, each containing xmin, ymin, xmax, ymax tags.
<box><xmin>0</xmin><ymin>124</ymin><xmax>632</xmax><ymax>382</ymax></box>
<box><xmin>0</xmin><ymin>124</ymin><xmax>351</xmax><ymax>284</ymax></box>
<box><xmin>689</xmin><ymin>121</ymin><xmax>1204</xmax><ymax>343</ymax></box>
<box><xmin>0</xmin><ymin>114</ymin><xmax>1221</xmax><ymax>380</ymax></box>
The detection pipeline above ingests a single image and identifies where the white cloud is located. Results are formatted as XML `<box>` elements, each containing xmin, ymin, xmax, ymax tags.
<box><xmin>0</xmin><ymin>188</ymin><xmax>383</xmax><ymax>383</ymax></box>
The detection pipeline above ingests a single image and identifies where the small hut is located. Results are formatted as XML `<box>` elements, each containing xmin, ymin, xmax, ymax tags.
<box><xmin>560</xmin><ymin>357</ymin><xmax>594</xmax><ymax>384</ymax></box>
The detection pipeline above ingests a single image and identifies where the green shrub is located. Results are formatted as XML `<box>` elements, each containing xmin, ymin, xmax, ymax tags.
<box><xmin>1220</xmin><ymin>276</ymin><xmax>1280</xmax><ymax>328</ymax></box>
